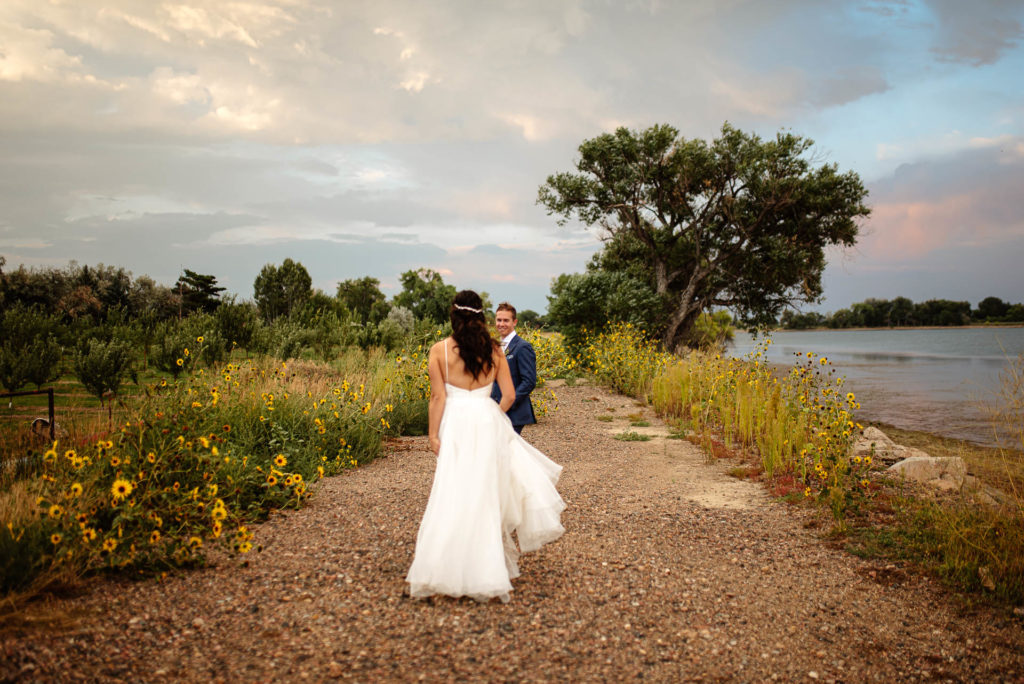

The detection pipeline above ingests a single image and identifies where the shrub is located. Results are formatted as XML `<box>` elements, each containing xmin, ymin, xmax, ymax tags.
<box><xmin>152</xmin><ymin>322</ymin><xmax>197</xmax><ymax>378</ymax></box>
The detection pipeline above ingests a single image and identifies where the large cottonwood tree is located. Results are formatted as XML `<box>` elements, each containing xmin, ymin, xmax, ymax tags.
<box><xmin>538</xmin><ymin>123</ymin><xmax>870</xmax><ymax>351</ymax></box>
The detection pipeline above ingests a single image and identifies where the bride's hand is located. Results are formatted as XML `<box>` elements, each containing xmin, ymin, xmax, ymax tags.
<box><xmin>429</xmin><ymin>436</ymin><xmax>440</xmax><ymax>454</ymax></box>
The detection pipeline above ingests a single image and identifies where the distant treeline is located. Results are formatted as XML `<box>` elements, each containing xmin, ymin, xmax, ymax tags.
<box><xmin>780</xmin><ymin>296</ymin><xmax>1024</xmax><ymax>330</ymax></box>
<box><xmin>0</xmin><ymin>256</ymin><xmax>533</xmax><ymax>395</ymax></box>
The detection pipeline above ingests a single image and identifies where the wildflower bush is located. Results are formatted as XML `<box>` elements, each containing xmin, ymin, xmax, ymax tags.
<box><xmin>518</xmin><ymin>328</ymin><xmax>564</xmax><ymax>418</ymax></box>
<box><xmin>572</xmin><ymin>325</ymin><xmax>871</xmax><ymax>527</ymax></box>
<box><xmin>583</xmin><ymin>323</ymin><xmax>676</xmax><ymax>398</ymax></box>
<box><xmin>0</xmin><ymin>332</ymin><xmax>437</xmax><ymax>596</ymax></box>
<box><xmin>525</xmin><ymin>329</ymin><xmax>583</xmax><ymax>380</ymax></box>
<box><xmin>648</xmin><ymin>341</ymin><xmax>871</xmax><ymax>525</ymax></box>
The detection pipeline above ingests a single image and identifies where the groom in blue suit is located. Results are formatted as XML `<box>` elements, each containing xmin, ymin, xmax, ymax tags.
<box><xmin>491</xmin><ymin>302</ymin><xmax>536</xmax><ymax>435</ymax></box>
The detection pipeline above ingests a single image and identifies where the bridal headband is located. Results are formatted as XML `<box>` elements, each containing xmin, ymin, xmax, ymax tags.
<box><xmin>453</xmin><ymin>303</ymin><xmax>483</xmax><ymax>314</ymax></box>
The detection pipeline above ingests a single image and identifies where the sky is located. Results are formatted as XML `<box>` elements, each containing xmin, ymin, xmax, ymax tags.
<box><xmin>1</xmin><ymin>0</ymin><xmax>1023</xmax><ymax>316</ymax></box>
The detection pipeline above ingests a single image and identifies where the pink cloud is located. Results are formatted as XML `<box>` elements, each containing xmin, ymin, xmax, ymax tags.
<box><xmin>861</xmin><ymin>194</ymin><xmax>975</xmax><ymax>258</ymax></box>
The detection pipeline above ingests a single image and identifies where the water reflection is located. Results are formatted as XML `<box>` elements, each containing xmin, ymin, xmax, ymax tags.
<box><xmin>728</xmin><ymin>328</ymin><xmax>1024</xmax><ymax>446</ymax></box>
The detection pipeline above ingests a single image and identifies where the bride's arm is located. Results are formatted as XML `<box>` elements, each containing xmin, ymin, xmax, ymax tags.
<box><xmin>495</xmin><ymin>347</ymin><xmax>515</xmax><ymax>414</ymax></box>
<box><xmin>427</xmin><ymin>341</ymin><xmax>447</xmax><ymax>454</ymax></box>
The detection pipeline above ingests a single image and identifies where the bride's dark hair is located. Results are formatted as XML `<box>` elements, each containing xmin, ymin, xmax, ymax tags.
<box><xmin>450</xmin><ymin>290</ymin><xmax>496</xmax><ymax>380</ymax></box>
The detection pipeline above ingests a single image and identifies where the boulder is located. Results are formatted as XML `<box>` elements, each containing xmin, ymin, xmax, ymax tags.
<box><xmin>861</xmin><ymin>426</ymin><xmax>893</xmax><ymax>445</ymax></box>
<box><xmin>887</xmin><ymin>455</ymin><xmax>966</xmax><ymax>489</ymax></box>
<box><xmin>852</xmin><ymin>427</ymin><xmax>930</xmax><ymax>465</ymax></box>
<box><xmin>862</xmin><ymin>427</ymin><xmax>1012</xmax><ymax>505</ymax></box>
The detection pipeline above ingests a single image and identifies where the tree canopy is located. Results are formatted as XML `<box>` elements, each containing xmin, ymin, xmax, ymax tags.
<box><xmin>392</xmin><ymin>269</ymin><xmax>456</xmax><ymax>324</ymax></box>
<box><xmin>778</xmin><ymin>295</ymin><xmax>1024</xmax><ymax>329</ymax></box>
<box><xmin>538</xmin><ymin>123</ymin><xmax>870</xmax><ymax>350</ymax></box>
<box><xmin>253</xmin><ymin>259</ymin><xmax>313</xmax><ymax>321</ymax></box>
<box><xmin>336</xmin><ymin>276</ymin><xmax>389</xmax><ymax>324</ymax></box>
<box><xmin>175</xmin><ymin>269</ymin><xmax>225</xmax><ymax>316</ymax></box>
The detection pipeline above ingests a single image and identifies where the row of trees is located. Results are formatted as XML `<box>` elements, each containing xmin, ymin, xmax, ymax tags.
<box><xmin>779</xmin><ymin>296</ymin><xmax>1024</xmax><ymax>330</ymax></box>
<box><xmin>0</xmin><ymin>255</ymin><xmax>508</xmax><ymax>398</ymax></box>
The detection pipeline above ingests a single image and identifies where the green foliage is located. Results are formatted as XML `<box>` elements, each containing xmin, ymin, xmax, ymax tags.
<box><xmin>687</xmin><ymin>311</ymin><xmax>735</xmax><ymax>351</ymax></box>
<box><xmin>393</xmin><ymin>269</ymin><xmax>456</xmax><ymax>324</ymax></box>
<box><xmin>0</xmin><ymin>345</ymin><xmax>29</xmax><ymax>392</ymax></box>
<box><xmin>24</xmin><ymin>335</ymin><xmax>62</xmax><ymax>389</ymax></box>
<box><xmin>538</xmin><ymin>123</ymin><xmax>870</xmax><ymax>350</ymax></box>
<box><xmin>517</xmin><ymin>309</ymin><xmax>545</xmax><ymax>328</ymax></box>
<box><xmin>0</xmin><ymin>303</ymin><xmax>63</xmax><ymax>349</ymax></box>
<box><xmin>152</xmin><ymin>322</ymin><xmax>197</xmax><ymax>378</ymax></box>
<box><xmin>248</xmin><ymin>317</ymin><xmax>327</xmax><ymax>361</ymax></box>
<box><xmin>306</xmin><ymin>308</ymin><xmax>356</xmax><ymax>361</ymax></box>
<box><xmin>0</xmin><ymin>261</ymin><xmax>176</xmax><ymax>326</ymax></box>
<box><xmin>357</xmin><ymin>317</ymin><xmax>409</xmax><ymax>352</ymax></box>
<box><xmin>215</xmin><ymin>296</ymin><xmax>259</xmax><ymax>352</ymax></box>
<box><xmin>547</xmin><ymin>270</ymin><xmax>664</xmax><ymax>352</ymax></box>
<box><xmin>0</xmin><ymin>305</ymin><xmax>66</xmax><ymax>391</ymax></box>
<box><xmin>73</xmin><ymin>338</ymin><xmax>133</xmax><ymax>402</ymax></box>
<box><xmin>779</xmin><ymin>310</ymin><xmax>827</xmax><ymax>329</ymax></box>
<box><xmin>780</xmin><ymin>295</ymin><xmax>1022</xmax><ymax>329</ymax></box>
<box><xmin>614</xmin><ymin>430</ymin><xmax>651</xmax><ymax>442</ymax></box>
<box><xmin>174</xmin><ymin>269</ymin><xmax>225</xmax><ymax>315</ymax></box>
<box><xmin>253</xmin><ymin>258</ymin><xmax>313</xmax><ymax>322</ymax></box>
<box><xmin>977</xmin><ymin>296</ymin><xmax>1010</xmax><ymax>321</ymax></box>
<box><xmin>336</xmin><ymin>277</ymin><xmax>389</xmax><ymax>324</ymax></box>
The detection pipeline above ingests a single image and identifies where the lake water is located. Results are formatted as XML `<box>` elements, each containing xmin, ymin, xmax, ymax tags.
<box><xmin>727</xmin><ymin>327</ymin><xmax>1024</xmax><ymax>446</ymax></box>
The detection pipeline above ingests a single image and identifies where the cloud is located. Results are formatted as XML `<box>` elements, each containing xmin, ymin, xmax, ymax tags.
<box><xmin>2</xmin><ymin>0</ymin><xmax>1023</xmax><ymax>316</ymax></box>
<box><xmin>813</xmin><ymin>66</ymin><xmax>890</xmax><ymax>107</ymax></box>
<box><xmin>0</xmin><ymin>22</ymin><xmax>82</xmax><ymax>82</ymax></box>
<box><xmin>853</xmin><ymin>139</ymin><xmax>1024</xmax><ymax>265</ymax></box>
<box><xmin>925</xmin><ymin>0</ymin><xmax>1024</xmax><ymax>66</ymax></box>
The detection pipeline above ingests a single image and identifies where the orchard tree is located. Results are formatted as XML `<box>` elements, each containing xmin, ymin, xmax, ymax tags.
<box><xmin>253</xmin><ymin>258</ymin><xmax>312</xmax><ymax>321</ymax></box>
<box><xmin>73</xmin><ymin>338</ymin><xmax>133</xmax><ymax>406</ymax></box>
<box><xmin>538</xmin><ymin>123</ymin><xmax>870</xmax><ymax>351</ymax></box>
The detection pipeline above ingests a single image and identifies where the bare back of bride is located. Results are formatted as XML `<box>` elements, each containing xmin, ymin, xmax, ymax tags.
<box><xmin>405</xmin><ymin>290</ymin><xmax>565</xmax><ymax>603</ymax></box>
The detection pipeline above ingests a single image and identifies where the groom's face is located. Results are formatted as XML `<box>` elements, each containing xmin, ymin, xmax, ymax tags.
<box><xmin>495</xmin><ymin>310</ymin><xmax>516</xmax><ymax>338</ymax></box>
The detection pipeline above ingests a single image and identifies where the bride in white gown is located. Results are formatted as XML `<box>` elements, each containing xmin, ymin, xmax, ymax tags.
<box><xmin>406</xmin><ymin>290</ymin><xmax>565</xmax><ymax>603</ymax></box>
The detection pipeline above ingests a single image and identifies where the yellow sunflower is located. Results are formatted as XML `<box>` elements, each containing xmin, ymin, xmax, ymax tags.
<box><xmin>111</xmin><ymin>479</ymin><xmax>133</xmax><ymax>500</ymax></box>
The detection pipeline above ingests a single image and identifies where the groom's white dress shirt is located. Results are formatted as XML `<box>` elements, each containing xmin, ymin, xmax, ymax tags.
<box><xmin>500</xmin><ymin>330</ymin><xmax>517</xmax><ymax>352</ymax></box>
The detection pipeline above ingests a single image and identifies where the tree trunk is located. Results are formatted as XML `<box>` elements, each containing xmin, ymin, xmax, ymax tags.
<box><xmin>662</xmin><ymin>306</ymin><xmax>702</xmax><ymax>354</ymax></box>
<box><xmin>661</xmin><ymin>266</ymin><xmax>709</xmax><ymax>353</ymax></box>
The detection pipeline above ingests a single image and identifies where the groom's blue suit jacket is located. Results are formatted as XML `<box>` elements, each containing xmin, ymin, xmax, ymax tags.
<box><xmin>491</xmin><ymin>333</ymin><xmax>537</xmax><ymax>427</ymax></box>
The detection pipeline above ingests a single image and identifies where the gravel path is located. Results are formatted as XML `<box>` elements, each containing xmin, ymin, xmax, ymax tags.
<box><xmin>3</xmin><ymin>380</ymin><xmax>1023</xmax><ymax>682</ymax></box>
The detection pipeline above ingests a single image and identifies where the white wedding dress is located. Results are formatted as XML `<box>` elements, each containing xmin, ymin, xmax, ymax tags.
<box><xmin>406</xmin><ymin>347</ymin><xmax>565</xmax><ymax>603</ymax></box>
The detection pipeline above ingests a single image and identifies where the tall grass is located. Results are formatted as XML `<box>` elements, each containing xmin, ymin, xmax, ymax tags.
<box><xmin>0</xmin><ymin>336</ymin><xmax>435</xmax><ymax>600</ymax></box>
<box><xmin>581</xmin><ymin>326</ymin><xmax>871</xmax><ymax>526</ymax></box>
